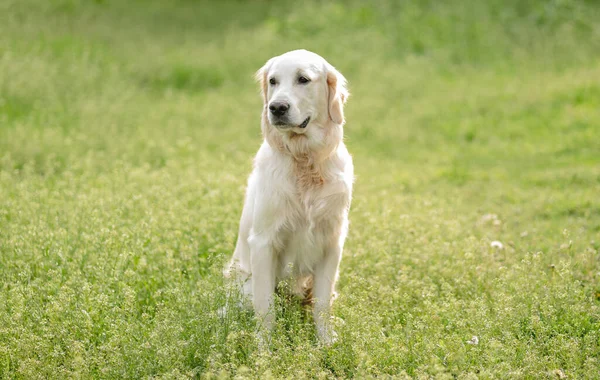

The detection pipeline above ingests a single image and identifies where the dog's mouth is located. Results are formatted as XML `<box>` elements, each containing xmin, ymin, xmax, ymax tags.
<box><xmin>298</xmin><ymin>116</ymin><xmax>310</xmax><ymax>129</ymax></box>
<box><xmin>273</xmin><ymin>116</ymin><xmax>311</xmax><ymax>129</ymax></box>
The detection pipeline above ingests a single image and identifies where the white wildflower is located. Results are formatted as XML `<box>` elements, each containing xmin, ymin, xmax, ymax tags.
<box><xmin>490</xmin><ymin>241</ymin><xmax>504</xmax><ymax>249</ymax></box>
<box><xmin>479</xmin><ymin>213</ymin><xmax>501</xmax><ymax>226</ymax></box>
<box><xmin>552</xmin><ymin>369</ymin><xmax>566</xmax><ymax>379</ymax></box>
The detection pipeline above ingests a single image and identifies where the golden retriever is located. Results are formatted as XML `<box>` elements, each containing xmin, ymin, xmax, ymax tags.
<box><xmin>225</xmin><ymin>50</ymin><xmax>353</xmax><ymax>344</ymax></box>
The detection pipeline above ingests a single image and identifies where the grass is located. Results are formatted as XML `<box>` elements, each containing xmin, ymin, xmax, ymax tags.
<box><xmin>1</xmin><ymin>0</ymin><xmax>600</xmax><ymax>378</ymax></box>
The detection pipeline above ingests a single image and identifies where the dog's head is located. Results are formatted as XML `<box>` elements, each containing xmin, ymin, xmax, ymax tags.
<box><xmin>256</xmin><ymin>50</ymin><xmax>349</xmax><ymax>137</ymax></box>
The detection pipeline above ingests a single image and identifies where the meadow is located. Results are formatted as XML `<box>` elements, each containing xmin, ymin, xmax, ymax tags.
<box><xmin>1</xmin><ymin>0</ymin><xmax>600</xmax><ymax>378</ymax></box>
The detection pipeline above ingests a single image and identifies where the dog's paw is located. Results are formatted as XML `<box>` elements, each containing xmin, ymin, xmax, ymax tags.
<box><xmin>217</xmin><ymin>306</ymin><xmax>228</xmax><ymax>319</ymax></box>
<box><xmin>317</xmin><ymin>316</ymin><xmax>344</xmax><ymax>346</ymax></box>
<box><xmin>255</xmin><ymin>329</ymin><xmax>273</xmax><ymax>353</ymax></box>
<box><xmin>318</xmin><ymin>328</ymin><xmax>338</xmax><ymax>346</ymax></box>
<box><xmin>316</xmin><ymin>320</ymin><xmax>339</xmax><ymax>346</ymax></box>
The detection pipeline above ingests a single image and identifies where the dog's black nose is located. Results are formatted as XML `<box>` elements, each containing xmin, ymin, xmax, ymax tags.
<box><xmin>269</xmin><ymin>102</ymin><xmax>289</xmax><ymax>117</ymax></box>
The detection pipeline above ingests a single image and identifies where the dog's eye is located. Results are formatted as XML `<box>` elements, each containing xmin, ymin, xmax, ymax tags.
<box><xmin>298</xmin><ymin>76</ymin><xmax>310</xmax><ymax>84</ymax></box>
<box><xmin>269</xmin><ymin>78</ymin><xmax>277</xmax><ymax>86</ymax></box>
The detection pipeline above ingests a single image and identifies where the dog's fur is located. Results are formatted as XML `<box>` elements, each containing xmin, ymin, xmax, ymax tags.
<box><xmin>225</xmin><ymin>50</ymin><xmax>353</xmax><ymax>344</ymax></box>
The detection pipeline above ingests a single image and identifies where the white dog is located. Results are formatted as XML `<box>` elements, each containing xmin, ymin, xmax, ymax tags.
<box><xmin>225</xmin><ymin>50</ymin><xmax>353</xmax><ymax>344</ymax></box>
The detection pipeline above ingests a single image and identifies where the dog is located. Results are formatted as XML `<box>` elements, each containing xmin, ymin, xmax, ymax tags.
<box><xmin>225</xmin><ymin>49</ymin><xmax>353</xmax><ymax>344</ymax></box>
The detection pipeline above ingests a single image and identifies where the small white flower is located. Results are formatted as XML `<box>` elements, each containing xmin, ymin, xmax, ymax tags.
<box><xmin>466</xmin><ymin>336</ymin><xmax>479</xmax><ymax>345</ymax></box>
<box><xmin>480</xmin><ymin>213</ymin><xmax>498</xmax><ymax>223</ymax></box>
<box><xmin>490</xmin><ymin>241</ymin><xmax>504</xmax><ymax>249</ymax></box>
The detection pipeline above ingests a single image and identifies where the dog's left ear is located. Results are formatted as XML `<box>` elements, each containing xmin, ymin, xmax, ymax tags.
<box><xmin>326</xmin><ymin>63</ymin><xmax>349</xmax><ymax>125</ymax></box>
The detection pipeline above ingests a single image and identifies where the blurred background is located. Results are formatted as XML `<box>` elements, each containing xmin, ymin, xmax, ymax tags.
<box><xmin>1</xmin><ymin>0</ymin><xmax>600</xmax><ymax>378</ymax></box>
<box><xmin>3</xmin><ymin>0</ymin><xmax>599</xmax><ymax>172</ymax></box>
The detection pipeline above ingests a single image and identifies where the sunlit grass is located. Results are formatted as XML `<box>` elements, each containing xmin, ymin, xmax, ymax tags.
<box><xmin>1</xmin><ymin>0</ymin><xmax>599</xmax><ymax>378</ymax></box>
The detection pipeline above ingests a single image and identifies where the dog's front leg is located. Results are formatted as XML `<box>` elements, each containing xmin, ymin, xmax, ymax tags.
<box><xmin>313</xmin><ymin>241</ymin><xmax>343</xmax><ymax>344</ymax></box>
<box><xmin>248</xmin><ymin>232</ymin><xmax>277</xmax><ymax>339</ymax></box>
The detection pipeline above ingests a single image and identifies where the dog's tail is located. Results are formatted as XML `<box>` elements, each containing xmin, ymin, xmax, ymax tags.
<box><xmin>295</xmin><ymin>276</ymin><xmax>314</xmax><ymax>308</ymax></box>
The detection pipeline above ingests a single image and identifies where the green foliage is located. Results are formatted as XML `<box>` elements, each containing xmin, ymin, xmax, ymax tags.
<box><xmin>1</xmin><ymin>0</ymin><xmax>599</xmax><ymax>378</ymax></box>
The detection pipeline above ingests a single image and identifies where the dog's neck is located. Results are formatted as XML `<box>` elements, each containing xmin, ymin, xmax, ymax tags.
<box><xmin>262</xmin><ymin>116</ymin><xmax>342</xmax><ymax>190</ymax></box>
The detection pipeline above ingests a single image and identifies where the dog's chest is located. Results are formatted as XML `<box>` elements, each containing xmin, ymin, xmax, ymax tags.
<box><xmin>277</xmin><ymin>214</ymin><xmax>327</xmax><ymax>278</ymax></box>
<box><xmin>276</xmin><ymin>185</ymin><xmax>339</xmax><ymax>277</ymax></box>
<box><xmin>265</xmin><ymin>152</ymin><xmax>350</xmax><ymax>277</ymax></box>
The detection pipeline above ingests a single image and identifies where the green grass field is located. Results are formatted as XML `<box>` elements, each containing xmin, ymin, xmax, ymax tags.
<box><xmin>2</xmin><ymin>0</ymin><xmax>600</xmax><ymax>378</ymax></box>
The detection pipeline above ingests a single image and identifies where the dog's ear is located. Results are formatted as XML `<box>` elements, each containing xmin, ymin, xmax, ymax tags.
<box><xmin>255</xmin><ymin>57</ymin><xmax>275</xmax><ymax>105</ymax></box>
<box><xmin>326</xmin><ymin>63</ymin><xmax>349</xmax><ymax>125</ymax></box>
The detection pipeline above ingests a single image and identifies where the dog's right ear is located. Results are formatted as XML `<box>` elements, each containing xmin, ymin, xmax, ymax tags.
<box><xmin>256</xmin><ymin>57</ymin><xmax>284</xmax><ymax>151</ymax></box>
<box><xmin>255</xmin><ymin>57</ymin><xmax>275</xmax><ymax>105</ymax></box>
